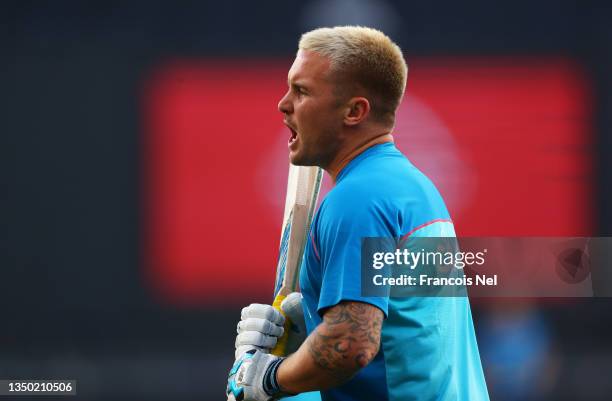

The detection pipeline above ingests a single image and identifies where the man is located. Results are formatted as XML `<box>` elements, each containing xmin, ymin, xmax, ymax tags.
<box><xmin>227</xmin><ymin>26</ymin><xmax>489</xmax><ymax>401</ymax></box>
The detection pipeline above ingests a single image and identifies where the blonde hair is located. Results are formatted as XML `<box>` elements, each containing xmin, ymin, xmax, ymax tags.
<box><xmin>299</xmin><ymin>26</ymin><xmax>408</xmax><ymax>125</ymax></box>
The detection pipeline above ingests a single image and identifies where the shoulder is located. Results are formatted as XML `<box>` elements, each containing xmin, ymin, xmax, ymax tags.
<box><xmin>319</xmin><ymin>144</ymin><xmax>452</xmax><ymax>236</ymax></box>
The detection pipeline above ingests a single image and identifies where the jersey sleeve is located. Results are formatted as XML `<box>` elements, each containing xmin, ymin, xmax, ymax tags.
<box><xmin>314</xmin><ymin>198</ymin><xmax>393</xmax><ymax>317</ymax></box>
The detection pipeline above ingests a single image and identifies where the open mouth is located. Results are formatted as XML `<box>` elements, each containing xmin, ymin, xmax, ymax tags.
<box><xmin>286</xmin><ymin>124</ymin><xmax>298</xmax><ymax>146</ymax></box>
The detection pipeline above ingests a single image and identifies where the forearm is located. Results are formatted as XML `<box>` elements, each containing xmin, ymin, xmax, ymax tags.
<box><xmin>276</xmin><ymin>302</ymin><xmax>383</xmax><ymax>394</ymax></box>
<box><xmin>276</xmin><ymin>327</ymin><xmax>353</xmax><ymax>392</ymax></box>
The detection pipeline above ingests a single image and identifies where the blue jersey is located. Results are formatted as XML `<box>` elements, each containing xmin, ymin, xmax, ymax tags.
<box><xmin>300</xmin><ymin>143</ymin><xmax>489</xmax><ymax>401</ymax></box>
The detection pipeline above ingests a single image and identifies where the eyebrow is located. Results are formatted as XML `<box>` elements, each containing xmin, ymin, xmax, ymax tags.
<box><xmin>288</xmin><ymin>79</ymin><xmax>309</xmax><ymax>91</ymax></box>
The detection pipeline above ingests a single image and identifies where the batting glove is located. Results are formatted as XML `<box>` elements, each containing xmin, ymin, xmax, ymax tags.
<box><xmin>280</xmin><ymin>292</ymin><xmax>307</xmax><ymax>355</ymax></box>
<box><xmin>235</xmin><ymin>303</ymin><xmax>285</xmax><ymax>358</ymax></box>
<box><xmin>226</xmin><ymin>349</ymin><xmax>293</xmax><ymax>401</ymax></box>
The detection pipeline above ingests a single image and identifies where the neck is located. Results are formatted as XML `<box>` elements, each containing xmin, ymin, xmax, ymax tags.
<box><xmin>325</xmin><ymin>132</ymin><xmax>394</xmax><ymax>182</ymax></box>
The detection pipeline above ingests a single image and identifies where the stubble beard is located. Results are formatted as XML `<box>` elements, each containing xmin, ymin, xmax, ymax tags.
<box><xmin>289</xmin><ymin>148</ymin><xmax>320</xmax><ymax>167</ymax></box>
<box><xmin>290</xmin><ymin>129</ymin><xmax>340</xmax><ymax>169</ymax></box>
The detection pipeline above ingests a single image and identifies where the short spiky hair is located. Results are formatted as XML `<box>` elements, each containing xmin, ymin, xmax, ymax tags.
<box><xmin>299</xmin><ymin>26</ymin><xmax>408</xmax><ymax>125</ymax></box>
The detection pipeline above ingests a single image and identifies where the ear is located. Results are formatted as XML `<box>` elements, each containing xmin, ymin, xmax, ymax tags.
<box><xmin>343</xmin><ymin>97</ymin><xmax>370</xmax><ymax>126</ymax></box>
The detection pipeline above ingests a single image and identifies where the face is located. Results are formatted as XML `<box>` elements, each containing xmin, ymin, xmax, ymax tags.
<box><xmin>278</xmin><ymin>50</ymin><xmax>345</xmax><ymax>167</ymax></box>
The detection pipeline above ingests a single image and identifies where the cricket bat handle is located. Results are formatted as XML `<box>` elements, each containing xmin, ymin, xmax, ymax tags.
<box><xmin>271</xmin><ymin>293</ymin><xmax>290</xmax><ymax>356</ymax></box>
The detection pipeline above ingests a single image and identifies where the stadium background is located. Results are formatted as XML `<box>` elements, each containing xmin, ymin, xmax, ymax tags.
<box><xmin>3</xmin><ymin>1</ymin><xmax>612</xmax><ymax>400</ymax></box>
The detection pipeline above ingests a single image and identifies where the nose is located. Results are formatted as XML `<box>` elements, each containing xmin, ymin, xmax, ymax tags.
<box><xmin>278</xmin><ymin>91</ymin><xmax>293</xmax><ymax>114</ymax></box>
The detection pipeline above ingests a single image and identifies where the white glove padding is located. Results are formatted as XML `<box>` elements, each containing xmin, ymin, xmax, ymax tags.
<box><xmin>235</xmin><ymin>304</ymin><xmax>285</xmax><ymax>358</ymax></box>
<box><xmin>280</xmin><ymin>292</ymin><xmax>307</xmax><ymax>355</ymax></box>
<box><xmin>226</xmin><ymin>349</ymin><xmax>293</xmax><ymax>401</ymax></box>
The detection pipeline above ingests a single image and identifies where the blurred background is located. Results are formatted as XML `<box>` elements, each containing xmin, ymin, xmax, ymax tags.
<box><xmin>3</xmin><ymin>1</ymin><xmax>612</xmax><ymax>400</ymax></box>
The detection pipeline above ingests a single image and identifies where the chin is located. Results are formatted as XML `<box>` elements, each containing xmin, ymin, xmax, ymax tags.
<box><xmin>289</xmin><ymin>152</ymin><xmax>316</xmax><ymax>167</ymax></box>
<box><xmin>289</xmin><ymin>155</ymin><xmax>306</xmax><ymax>166</ymax></box>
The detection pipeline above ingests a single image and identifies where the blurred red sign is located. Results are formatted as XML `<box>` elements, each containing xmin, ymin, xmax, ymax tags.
<box><xmin>142</xmin><ymin>58</ymin><xmax>593</xmax><ymax>306</ymax></box>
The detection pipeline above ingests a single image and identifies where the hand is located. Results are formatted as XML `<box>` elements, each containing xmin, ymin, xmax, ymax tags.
<box><xmin>235</xmin><ymin>304</ymin><xmax>285</xmax><ymax>358</ymax></box>
<box><xmin>226</xmin><ymin>349</ymin><xmax>291</xmax><ymax>401</ymax></box>
<box><xmin>280</xmin><ymin>292</ymin><xmax>307</xmax><ymax>355</ymax></box>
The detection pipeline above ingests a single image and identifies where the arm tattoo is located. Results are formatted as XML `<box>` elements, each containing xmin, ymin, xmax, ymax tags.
<box><xmin>307</xmin><ymin>302</ymin><xmax>383</xmax><ymax>381</ymax></box>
